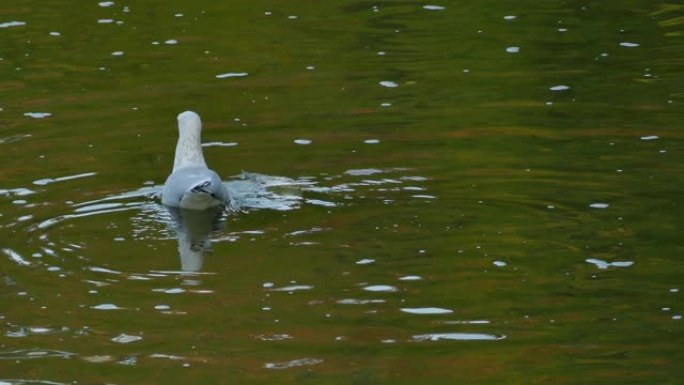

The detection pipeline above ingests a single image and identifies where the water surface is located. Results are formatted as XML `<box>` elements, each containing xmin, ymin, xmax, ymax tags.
<box><xmin>1</xmin><ymin>1</ymin><xmax>683</xmax><ymax>383</ymax></box>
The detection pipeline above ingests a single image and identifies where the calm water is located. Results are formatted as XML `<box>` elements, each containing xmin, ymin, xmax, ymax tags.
<box><xmin>1</xmin><ymin>1</ymin><xmax>683</xmax><ymax>383</ymax></box>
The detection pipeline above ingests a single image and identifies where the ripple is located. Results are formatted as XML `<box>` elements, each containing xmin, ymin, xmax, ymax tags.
<box><xmin>363</xmin><ymin>285</ymin><xmax>397</xmax><ymax>292</ymax></box>
<box><xmin>111</xmin><ymin>334</ymin><xmax>142</xmax><ymax>343</ymax></box>
<box><xmin>270</xmin><ymin>285</ymin><xmax>314</xmax><ymax>292</ymax></box>
<box><xmin>379</xmin><ymin>81</ymin><xmax>399</xmax><ymax>88</ymax></box>
<box><xmin>216</xmin><ymin>72</ymin><xmax>248</xmax><ymax>79</ymax></box>
<box><xmin>33</xmin><ymin>171</ymin><xmax>97</xmax><ymax>186</ymax></box>
<box><xmin>24</xmin><ymin>112</ymin><xmax>51</xmax><ymax>119</ymax></box>
<box><xmin>412</xmin><ymin>333</ymin><xmax>505</xmax><ymax>341</ymax></box>
<box><xmin>0</xmin><ymin>348</ymin><xmax>74</xmax><ymax>360</ymax></box>
<box><xmin>92</xmin><ymin>303</ymin><xmax>124</xmax><ymax>310</ymax></box>
<box><xmin>337</xmin><ymin>299</ymin><xmax>386</xmax><ymax>305</ymax></box>
<box><xmin>2</xmin><ymin>248</ymin><xmax>31</xmax><ymax>266</ymax></box>
<box><xmin>264</xmin><ymin>357</ymin><xmax>323</xmax><ymax>369</ymax></box>
<box><xmin>0</xmin><ymin>21</ymin><xmax>27</xmax><ymax>28</ymax></box>
<box><xmin>585</xmin><ymin>258</ymin><xmax>634</xmax><ymax>270</ymax></box>
<box><xmin>423</xmin><ymin>5</ymin><xmax>445</xmax><ymax>11</ymax></box>
<box><xmin>398</xmin><ymin>275</ymin><xmax>422</xmax><ymax>281</ymax></box>
<box><xmin>401</xmin><ymin>307</ymin><xmax>453</xmax><ymax>315</ymax></box>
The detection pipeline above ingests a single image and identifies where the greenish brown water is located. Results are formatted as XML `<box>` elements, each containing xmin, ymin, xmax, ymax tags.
<box><xmin>1</xmin><ymin>1</ymin><xmax>683</xmax><ymax>383</ymax></box>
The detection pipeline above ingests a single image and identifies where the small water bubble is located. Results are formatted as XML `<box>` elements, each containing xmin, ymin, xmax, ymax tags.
<box><xmin>619</xmin><ymin>42</ymin><xmax>639</xmax><ymax>48</ymax></box>
<box><xmin>49</xmin><ymin>31</ymin><xmax>60</xmax><ymax>36</ymax></box>
<box><xmin>589</xmin><ymin>202</ymin><xmax>609</xmax><ymax>209</ymax></box>
<box><xmin>640</xmin><ymin>135</ymin><xmax>658</xmax><ymax>141</ymax></box>
<box><xmin>165</xmin><ymin>39</ymin><xmax>178</xmax><ymax>45</ymax></box>
<box><xmin>98</xmin><ymin>1</ymin><xmax>114</xmax><ymax>7</ymax></box>
<box><xmin>493</xmin><ymin>261</ymin><xmax>507</xmax><ymax>267</ymax></box>
<box><xmin>549</xmin><ymin>85</ymin><xmax>570</xmax><ymax>91</ymax></box>
<box><xmin>377</xmin><ymin>51</ymin><xmax>386</xmax><ymax>56</ymax></box>
<box><xmin>111</xmin><ymin>51</ymin><xmax>124</xmax><ymax>56</ymax></box>
<box><xmin>294</xmin><ymin>139</ymin><xmax>312</xmax><ymax>145</ymax></box>
<box><xmin>506</xmin><ymin>46</ymin><xmax>520</xmax><ymax>53</ymax></box>
<box><xmin>504</xmin><ymin>15</ymin><xmax>516</xmax><ymax>20</ymax></box>
<box><xmin>174</xmin><ymin>13</ymin><xmax>183</xmax><ymax>17</ymax></box>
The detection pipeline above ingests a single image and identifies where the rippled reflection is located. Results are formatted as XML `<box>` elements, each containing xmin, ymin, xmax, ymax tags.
<box><xmin>165</xmin><ymin>205</ymin><xmax>224</xmax><ymax>272</ymax></box>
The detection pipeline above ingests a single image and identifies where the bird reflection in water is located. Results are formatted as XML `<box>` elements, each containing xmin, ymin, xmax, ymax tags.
<box><xmin>165</xmin><ymin>205</ymin><xmax>226</xmax><ymax>272</ymax></box>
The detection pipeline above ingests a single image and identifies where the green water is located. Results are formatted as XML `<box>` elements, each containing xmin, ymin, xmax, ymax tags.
<box><xmin>1</xmin><ymin>1</ymin><xmax>683</xmax><ymax>383</ymax></box>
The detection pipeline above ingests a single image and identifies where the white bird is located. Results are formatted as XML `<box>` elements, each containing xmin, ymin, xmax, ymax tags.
<box><xmin>161</xmin><ymin>111</ymin><xmax>231</xmax><ymax>210</ymax></box>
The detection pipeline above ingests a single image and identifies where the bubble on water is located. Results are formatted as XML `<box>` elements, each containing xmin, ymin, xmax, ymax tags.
<box><xmin>175</xmin><ymin>13</ymin><xmax>184</xmax><ymax>17</ymax></box>
<box><xmin>92</xmin><ymin>303</ymin><xmax>122</xmax><ymax>310</ymax></box>
<box><xmin>154</xmin><ymin>304</ymin><xmax>170</xmax><ymax>310</ymax></box>
<box><xmin>165</xmin><ymin>39</ymin><xmax>178</xmax><ymax>45</ymax></box>
<box><xmin>356</xmin><ymin>258</ymin><xmax>375</xmax><ymax>265</ymax></box>
<box><xmin>401</xmin><ymin>307</ymin><xmax>453</xmax><ymax>315</ymax></box>
<box><xmin>49</xmin><ymin>31</ymin><xmax>61</xmax><ymax>36</ymax></box>
<box><xmin>640</xmin><ymin>135</ymin><xmax>658</xmax><ymax>141</ymax></box>
<box><xmin>423</xmin><ymin>5</ymin><xmax>445</xmax><ymax>11</ymax></box>
<box><xmin>493</xmin><ymin>260</ymin><xmax>507</xmax><ymax>267</ymax></box>
<box><xmin>98</xmin><ymin>19</ymin><xmax>114</xmax><ymax>24</ymax></box>
<box><xmin>294</xmin><ymin>139</ymin><xmax>312</xmax><ymax>145</ymax></box>
<box><xmin>379</xmin><ymin>81</ymin><xmax>399</xmax><ymax>88</ymax></box>
<box><xmin>364</xmin><ymin>139</ymin><xmax>380</xmax><ymax>144</ymax></box>
<box><xmin>589</xmin><ymin>202</ymin><xmax>609</xmax><ymax>209</ymax></box>
<box><xmin>506</xmin><ymin>46</ymin><xmax>520</xmax><ymax>53</ymax></box>
<box><xmin>111</xmin><ymin>51</ymin><xmax>124</xmax><ymax>56</ymax></box>
<box><xmin>550</xmin><ymin>85</ymin><xmax>570</xmax><ymax>91</ymax></box>
<box><xmin>99</xmin><ymin>1</ymin><xmax>114</xmax><ymax>7</ymax></box>
<box><xmin>503</xmin><ymin>15</ymin><xmax>516</xmax><ymax>20</ymax></box>
<box><xmin>619</xmin><ymin>42</ymin><xmax>639</xmax><ymax>48</ymax></box>
<box><xmin>380</xmin><ymin>102</ymin><xmax>392</xmax><ymax>107</ymax></box>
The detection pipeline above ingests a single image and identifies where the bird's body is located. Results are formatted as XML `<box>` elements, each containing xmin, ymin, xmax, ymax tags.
<box><xmin>161</xmin><ymin>111</ymin><xmax>231</xmax><ymax>210</ymax></box>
